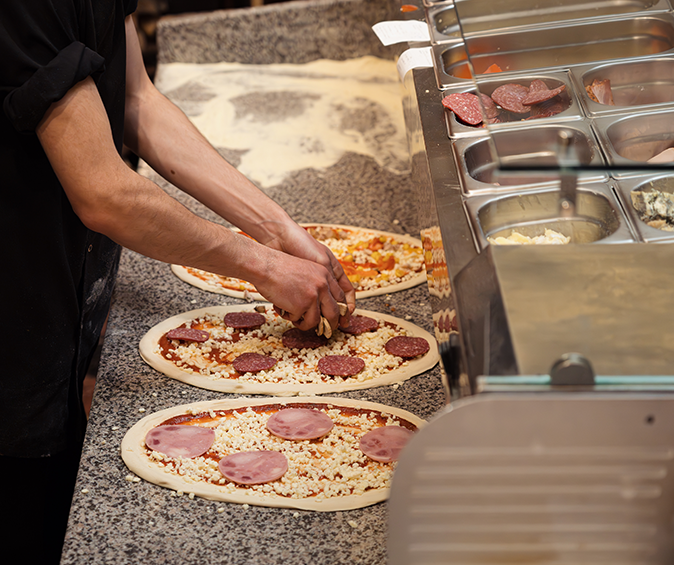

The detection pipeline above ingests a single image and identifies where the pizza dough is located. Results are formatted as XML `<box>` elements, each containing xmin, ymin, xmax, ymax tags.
<box><xmin>139</xmin><ymin>303</ymin><xmax>438</xmax><ymax>395</ymax></box>
<box><xmin>121</xmin><ymin>397</ymin><xmax>425</xmax><ymax>511</ymax></box>
<box><xmin>170</xmin><ymin>224</ymin><xmax>426</xmax><ymax>299</ymax></box>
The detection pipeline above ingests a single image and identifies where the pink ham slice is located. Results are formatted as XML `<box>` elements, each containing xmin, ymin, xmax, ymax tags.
<box><xmin>648</xmin><ymin>147</ymin><xmax>674</xmax><ymax>163</ymax></box>
<box><xmin>218</xmin><ymin>451</ymin><xmax>288</xmax><ymax>485</ymax></box>
<box><xmin>266</xmin><ymin>408</ymin><xmax>334</xmax><ymax>440</ymax></box>
<box><xmin>359</xmin><ymin>426</ymin><xmax>414</xmax><ymax>463</ymax></box>
<box><xmin>145</xmin><ymin>425</ymin><xmax>215</xmax><ymax>459</ymax></box>
<box><xmin>165</xmin><ymin>327</ymin><xmax>210</xmax><ymax>342</ymax></box>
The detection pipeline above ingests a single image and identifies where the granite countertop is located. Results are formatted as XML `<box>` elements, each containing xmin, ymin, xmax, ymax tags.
<box><xmin>60</xmin><ymin>1</ymin><xmax>447</xmax><ymax>563</ymax></box>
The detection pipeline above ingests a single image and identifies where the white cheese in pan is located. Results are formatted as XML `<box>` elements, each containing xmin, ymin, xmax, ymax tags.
<box><xmin>488</xmin><ymin>228</ymin><xmax>571</xmax><ymax>245</ymax></box>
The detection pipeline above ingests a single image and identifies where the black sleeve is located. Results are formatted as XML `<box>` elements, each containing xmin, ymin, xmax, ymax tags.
<box><xmin>0</xmin><ymin>2</ymin><xmax>110</xmax><ymax>133</ymax></box>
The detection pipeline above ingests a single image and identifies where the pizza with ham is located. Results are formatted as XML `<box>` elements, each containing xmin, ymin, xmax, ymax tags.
<box><xmin>170</xmin><ymin>224</ymin><xmax>425</xmax><ymax>299</ymax></box>
<box><xmin>121</xmin><ymin>397</ymin><xmax>425</xmax><ymax>511</ymax></box>
<box><xmin>139</xmin><ymin>303</ymin><xmax>438</xmax><ymax>395</ymax></box>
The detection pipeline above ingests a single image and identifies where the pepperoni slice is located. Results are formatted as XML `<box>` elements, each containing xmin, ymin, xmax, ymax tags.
<box><xmin>339</xmin><ymin>315</ymin><xmax>379</xmax><ymax>335</ymax></box>
<box><xmin>385</xmin><ymin>335</ymin><xmax>430</xmax><ymax>359</ymax></box>
<box><xmin>145</xmin><ymin>425</ymin><xmax>215</xmax><ymax>459</ymax></box>
<box><xmin>491</xmin><ymin>83</ymin><xmax>530</xmax><ymax>114</ymax></box>
<box><xmin>218</xmin><ymin>451</ymin><xmax>288</xmax><ymax>485</ymax></box>
<box><xmin>266</xmin><ymin>408</ymin><xmax>334</xmax><ymax>440</ymax></box>
<box><xmin>359</xmin><ymin>426</ymin><xmax>413</xmax><ymax>463</ymax></box>
<box><xmin>282</xmin><ymin>328</ymin><xmax>328</xmax><ymax>350</ymax></box>
<box><xmin>224</xmin><ymin>311</ymin><xmax>266</xmax><ymax>329</ymax></box>
<box><xmin>522</xmin><ymin>84</ymin><xmax>565</xmax><ymax>106</ymax></box>
<box><xmin>165</xmin><ymin>327</ymin><xmax>210</xmax><ymax>342</ymax></box>
<box><xmin>442</xmin><ymin>92</ymin><xmax>484</xmax><ymax>125</ymax></box>
<box><xmin>317</xmin><ymin>355</ymin><xmax>366</xmax><ymax>377</ymax></box>
<box><xmin>232</xmin><ymin>352</ymin><xmax>277</xmax><ymax>373</ymax></box>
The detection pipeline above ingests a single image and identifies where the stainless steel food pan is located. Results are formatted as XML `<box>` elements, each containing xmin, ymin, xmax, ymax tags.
<box><xmin>613</xmin><ymin>174</ymin><xmax>674</xmax><ymax>242</ymax></box>
<box><xmin>592</xmin><ymin>109</ymin><xmax>674</xmax><ymax>178</ymax></box>
<box><xmin>453</xmin><ymin>121</ymin><xmax>607</xmax><ymax>195</ymax></box>
<box><xmin>572</xmin><ymin>56</ymin><xmax>674</xmax><ymax>117</ymax></box>
<box><xmin>464</xmin><ymin>183</ymin><xmax>635</xmax><ymax>250</ymax></box>
<box><xmin>432</xmin><ymin>14</ymin><xmax>674</xmax><ymax>88</ymax></box>
<box><xmin>428</xmin><ymin>0</ymin><xmax>671</xmax><ymax>44</ymax></box>
<box><xmin>442</xmin><ymin>71</ymin><xmax>582</xmax><ymax>138</ymax></box>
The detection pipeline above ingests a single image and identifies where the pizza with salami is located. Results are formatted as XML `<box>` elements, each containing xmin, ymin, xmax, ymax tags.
<box><xmin>139</xmin><ymin>303</ymin><xmax>438</xmax><ymax>395</ymax></box>
<box><xmin>170</xmin><ymin>224</ymin><xmax>425</xmax><ymax>299</ymax></box>
<box><xmin>121</xmin><ymin>397</ymin><xmax>425</xmax><ymax>511</ymax></box>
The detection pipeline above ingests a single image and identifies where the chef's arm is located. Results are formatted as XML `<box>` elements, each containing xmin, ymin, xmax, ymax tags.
<box><xmin>121</xmin><ymin>16</ymin><xmax>355</xmax><ymax>318</ymax></box>
<box><xmin>35</xmin><ymin>76</ymin><xmax>344</xmax><ymax>331</ymax></box>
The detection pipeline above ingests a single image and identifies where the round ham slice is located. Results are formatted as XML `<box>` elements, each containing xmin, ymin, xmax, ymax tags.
<box><xmin>232</xmin><ymin>352</ymin><xmax>277</xmax><ymax>373</ymax></box>
<box><xmin>224</xmin><ymin>311</ymin><xmax>266</xmax><ymax>329</ymax></box>
<box><xmin>359</xmin><ymin>426</ymin><xmax>414</xmax><ymax>463</ymax></box>
<box><xmin>218</xmin><ymin>451</ymin><xmax>288</xmax><ymax>485</ymax></box>
<box><xmin>339</xmin><ymin>315</ymin><xmax>379</xmax><ymax>335</ymax></box>
<box><xmin>266</xmin><ymin>408</ymin><xmax>334</xmax><ymax>440</ymax></box>
<box><xmin>317</xmin><ymin>355</ymin><xmax>365</xmax><ymax>377</ymax></box>
<box><xmin>385</xmin><ymin>335</ymin><xmax>430</xmax><ymax>358</ymax></box>
<box><xmin>165</xmin><ymin>327</ymin><xmax>210</xmax><ymax>343</ymax></box>
<box><xmin>282</xmin><ymin>328</ymin><xmax>328</xmax><ymax>350</ymax></box>
<box><xmin>145</xmin><ymin>425</ymin><xmax>215</xmax><ymax>459</ymax></box>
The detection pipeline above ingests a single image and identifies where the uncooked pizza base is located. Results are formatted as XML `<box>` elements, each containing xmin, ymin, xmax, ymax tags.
<box><xmin>121</xmin><ymin>396</ymin><xmax>426</xmax><ymax>511</ymax></box>
<box><xmin>139</xmin><ymin>303</ymin><xmax>439</xmax><ymax>395</ymax></box>
<box><xmin>170</xmin><ymin>223</ymin><xmax>426</xmax><ymax>299</ymax></box>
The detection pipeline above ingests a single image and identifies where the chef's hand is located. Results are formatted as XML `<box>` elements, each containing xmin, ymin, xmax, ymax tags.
<box><xmin>257</xmin><ymin>223</ymin><xmax>355</xmax><ymax>329</ymax></box>
<box><xmin>253</xmin><ymin>251</ymin><xmax>347</xmax><ymax>332</ymax></box>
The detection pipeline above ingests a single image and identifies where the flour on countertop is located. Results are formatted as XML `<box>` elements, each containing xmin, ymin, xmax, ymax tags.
<box><xmin>154</xmin><ymin>57</ymin><xmax>409</xmax><ymax>188</ymax></box>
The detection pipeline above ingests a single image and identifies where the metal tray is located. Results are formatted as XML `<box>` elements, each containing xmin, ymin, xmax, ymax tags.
<box><xmin>613</xmin><ymin>174</ymin><xmax>674</xmax><ymax>242</ymax></box>
<box><xmin>432</xmin><ymin>14</ymin><xmax>674</xmax><ymax>88</ymax></box>
<box><xmin>427</xmin><ymin>0</ymin><xmax>672</xmax><ymax>44</ymax></box>
<box><xmin>453</xmin><ymin>121</ymin><xmax>607</xmax><ymax>195</ymax></box>
<box><xmin>592</xmin><ymin>108</ymin><xmax>674</xmax><ymax>178</ymax></box>
<box><xmin>464</xmin><ymin>183</ymin><xmax>636</xmax><ymax>249</ymax></box>
<box><xmin>571</xmin><ymin>56</ymin><xmax>674</xmax><ymax>117</ymax></box>
<box><xmin>442</xmin><ymin>71</ymin><xmax>582</xmax><ymax>138</ymax></box>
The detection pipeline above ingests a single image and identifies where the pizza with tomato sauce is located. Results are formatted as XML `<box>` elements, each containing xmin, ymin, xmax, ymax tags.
<box><xmin>139</xmin><ymin>303</ymin><xmax>438</xmax><ymax>395</ymax></box>
<box><xmin>121</xmin><ymin>397</ymin><xmax>424</xmax><ymax>511</ymax></box>
<box><xmin>170</xmin><ymin>224</ymin><xmax>425</xmax><ymax>299</ymax></box>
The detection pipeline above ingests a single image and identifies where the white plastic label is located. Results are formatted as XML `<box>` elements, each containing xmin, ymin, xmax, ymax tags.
<box><xmin>396</xmin><ymin>47</ymin><xmax>434</xmax><ymax>81</ymax></box>
<box><xmin>372</xmin><ymin>20</ymin><xmax>431</xmax><ymax>46</ymax></box>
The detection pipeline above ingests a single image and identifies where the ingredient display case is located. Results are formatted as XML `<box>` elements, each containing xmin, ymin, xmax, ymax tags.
<box><xmin>391</xmin><ymin>1</ymin><xmax>674</xmax><ymax>562</ymax></box>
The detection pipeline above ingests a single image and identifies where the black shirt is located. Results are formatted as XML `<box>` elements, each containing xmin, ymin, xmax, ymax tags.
<box><xmin>0</xmin><ymin>0</ymin><xmax>138</xmax><ymax>457</ymax></box>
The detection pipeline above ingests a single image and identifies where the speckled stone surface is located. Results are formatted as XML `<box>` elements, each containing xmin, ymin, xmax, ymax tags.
<box><xmin>60</xmin><ymin>1</ymin><xmax>447</xmax><ymax>563</ymax></box>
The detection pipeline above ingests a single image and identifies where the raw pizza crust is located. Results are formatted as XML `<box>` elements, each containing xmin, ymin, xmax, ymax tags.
<box><xmin>170</xmin><ymin>223</ymin><xmax>426</xmax><ymax>299</ymax></box>
<box><xmin>139</xmin><ymin>303</ymin><xmax>438</xmax><ymax>395</ymax></box>
<box><xmin>121</xmin><ymin>396</ymin><xmax>426</xmax><ymax>511</ymax></box>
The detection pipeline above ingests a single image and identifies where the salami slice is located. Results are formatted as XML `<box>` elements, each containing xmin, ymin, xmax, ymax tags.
<box><xmin>266</xmin><ymin>408</ymin><xmax>334</xmax><ymax>440</ymax></box>
<box><xmin>528</xmin><ymin>79</ymin><xmax>549</xmax><ymax>93</ymax></box>
<box><xmin>491</xmin><ymin>83</ymin><xmax>530</xmax><ymax>114</ymax></box>
<box><xmin>479</xmin><ymin>93</ymin><xmax>500</xmax><ymax>120</ymax></box>
<box><xmin>317</xmin><ymin>355</ymin><xmax>366</xmax><ymax>377</ymax></box>
<box><xmin>218</xmin><ymin>451</ymin><xmax>288</xmax><ymax>485</ymax></box>
<box><xmin>522</xmin><ymin>84</ymin><xmax>565</xmax><ymax>106</ymax></box>
<box><xmin>339</xmin><ymin>315</ymin><xmax>379</xmax><ymax>335</ymax></box>
<box><xmin>224</xmin><ymin>311</ymin><xmax>266</xmax><ymax>329</ymax></box>
<box><xmin>385</xmin><ymin>335</ymin><xmax>430</xmax><ymax>359</ymax></box>
<box><xmin>527</xmin><ymin>99</ymin><xmax>566</xmax><ymax>119</ymax></box>
<box><xmin>359</xmin><ymin>426</ymin><xmax>413</xmax><ymax>463</ymax></box>
<box><xmin>145</xmin><ymin>425</ymin><xmax>215</xmax><ymax>459</ymax></box>
<box><xmin>233</xmin><ymin>352</ymin><xmax>277</xmax><ymax>373</ymax></box>
<box><xmin>282</xmin><ymin>328</ymin><xmax>328</xmax><ymax>350</ymax></box>
<box><xmin>165</xmin><ymin>327</ymin><xmax>210</xmax><ymax>343</ymax></box>
<box><xmin>442</xmin><ymin>92</ymin><xmax>484</xmax><ymax>125</ymax></box>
